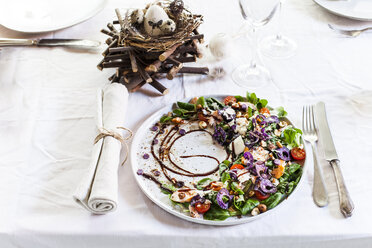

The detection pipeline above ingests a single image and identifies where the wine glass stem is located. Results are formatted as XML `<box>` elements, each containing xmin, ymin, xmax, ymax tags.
<box><xmin>276</xmin><ymin>1</ymin><xmax>283</xmax><ymax>41</ymax></box>
<box><xmin>250</xmin><ymin>27</ymin><xmax>258</xmax><ymax>69</ymax></box>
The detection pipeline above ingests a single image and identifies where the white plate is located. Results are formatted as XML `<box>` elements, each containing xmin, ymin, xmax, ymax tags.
<box><xmin>131</xmin><ymin>95</ymin><xmax>307</xmax><ymax>225</ymax></box>
<box><xmin>314</xmin><ymin>0</ymin><xmax>372</xmax><ymax>21</ymax></box>
<box><xmin>0</xmin><ymin>0</ymin><xmax>106</xmax><ymax>33</ymax></box>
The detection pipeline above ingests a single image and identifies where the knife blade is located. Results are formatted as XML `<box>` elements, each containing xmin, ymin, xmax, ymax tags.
<box><xmin>0</xmin><ymin>38</ymin><xmax>101</xmax><ymax>49</ymax></box>
<box><xmin>315</xmin><ymin>101</ymin><xmax>354</xmax><ymax>218</ymax></box>
<box><xmin>315</xmin><ymin>101</ymin><xmax>338</xmax><ymax>161</ymax></box>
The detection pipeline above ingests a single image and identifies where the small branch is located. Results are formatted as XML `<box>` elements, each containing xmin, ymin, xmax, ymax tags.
<box><xmin>167</xmin><ymin>63</ymin><xmax>183</xmax><ymax>80</ymax></box>
<box><xmin>138</xmin><ymin>64</ymin><xmax>153</xmax><ymax>83</ymax></box>
<box><xmin>179</xmin><ymin>67</ymin><xmax>209</xmax><ymax>74</ymax></box>
<box><xmin>159</xmin><ymin>43</ymin><xmax>181</xmax><ymax>61</ymax></box>
<box><xmin>107</xmin><ymin>23</ymin><xmax>118</xmax><ymax>33</ymax></box>
<box><xmin>129</xmin><ymin>51</ymin><xmax>138</xmax><ymax>73</ymax></box>
<box><xmin>102</xmin><ymin>61</ymin><xmax>131</xmax><ymax>69</ymax></box>
<box><xmin>100</xmin><ymin>29</ymin><xmax>117</xmax><ymax>38</ymax></box>
<box><xmin>109</xmin><ymin>47</ymin><xmax>134</xmax><ymax>53</ymax></box>
<box><xmin>115</xmin><ymin>9</ymin><xmax>125</xmax><ymax>30</ymax></box>
<box><xmin>102</xmin><ymin>38</ymin><xmax>118</xmax><ymax>56</ymax></box>
<box><xmin>145</xmin><ymin>60</ymin><xmax>162</xmax><ymax>72</ymax></box>
<box><xmin>150</xmin><ymin>78</ymin><xmax>169</xmax><ymax>95</ymax></box>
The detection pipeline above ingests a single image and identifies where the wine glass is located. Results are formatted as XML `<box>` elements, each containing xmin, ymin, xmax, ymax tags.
<box><xmin>260</xmin><ymin>0</ymin><xmax>297</xmax><ymax>59</ymax></box>
<box><xmin>232</xmin><ymin>0</ymin><xmax>280</xmax><ymax>88</ymax></box>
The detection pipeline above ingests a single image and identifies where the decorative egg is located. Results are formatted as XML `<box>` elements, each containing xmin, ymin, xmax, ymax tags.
<box><xmin>144</xmin><ymin>5</ymin><xmax>169</xmax><ymax>37</ymax></box>
<box><xmin>160</xmin><ymin>19</ymin><xmax>176</xmax><ymax>34</ymax></box>
<box><xmin>130</xmin><ymin>9</ymin><xmax>144</xmax><ymax>25</ymax></box>
<box><xmin>208</xmin><ymin>33</ymin><xmax>233</xmax><ymax>60</ymax></box>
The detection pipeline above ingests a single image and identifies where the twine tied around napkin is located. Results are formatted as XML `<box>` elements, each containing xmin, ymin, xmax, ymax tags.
<box><xmin>94</xmin><ymin>126</ymin><xmax>133</xmax><ymax>165</ymax></box>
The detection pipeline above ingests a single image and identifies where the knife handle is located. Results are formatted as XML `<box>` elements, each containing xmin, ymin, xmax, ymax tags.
<box><xmin>330</xmin><ymin>159</ymin><xmax>354</xmax><ymax>217</ymax></box>
<box><xmin>0</xmin><ymin>38</ymin><xmax>34</xmax><ymax>47</ymax></box>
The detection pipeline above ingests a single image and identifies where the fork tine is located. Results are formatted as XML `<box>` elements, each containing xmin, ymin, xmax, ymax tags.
<box><xmin>311</xmin><ymin>105</ymin><xmax>316</xmax><ymax>131</ymax></box>
<box><xmin>306</xmin><ymin>105</ymin><xmax>310</xmax><ymax>133</ymax></box>
<box><xmin>308</xmin><ymin>105</ymin><xmax>314</xmax><ymax>132</ymax></box>
<box><xmin>302</xmin><ymin>106</ymin><xmax>305</xmax><ymax>132</ymax></box>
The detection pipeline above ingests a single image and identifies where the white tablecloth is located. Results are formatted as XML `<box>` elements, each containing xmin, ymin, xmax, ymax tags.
<box><xmin>1</xmin><ymin>0</ymin><xmax>372</xmax><ymax>247</ymax></box>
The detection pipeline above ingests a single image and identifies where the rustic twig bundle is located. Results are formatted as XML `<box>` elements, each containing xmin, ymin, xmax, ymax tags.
<box><xmin>97</xmin><ymin>0</ymin><xmax>208</xmax><ymax>95</ymax></box>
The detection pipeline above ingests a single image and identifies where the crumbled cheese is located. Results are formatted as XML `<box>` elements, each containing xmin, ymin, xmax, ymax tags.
<box><xmin>252</xmin><ymin>146</ymin><xmax>269</xmax><ymax>161</ymax></box>
<box><xmin>236</xmin><ymin>117</ymin><xmax>248</xmax><ymax>136</ymax></box>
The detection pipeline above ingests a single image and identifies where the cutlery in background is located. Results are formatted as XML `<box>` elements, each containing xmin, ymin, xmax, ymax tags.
<box><xmin>302</xmin><ymin>105</ymin><xmax>329</xmax><ymax>207</ymax></box>
<box><xmin>316</xmin><ymin>102</ymin><xmax>354</xmax><ymax>217</ymax></box>
<box><xmin>328</xmin><ymin>24</ymin><xmax>372</xmax><ymax>37</ymax></box>
<box><xmin>0</xmin><ymin>38</ymin><xmax>101</xmax><ymax>49</ymax></box>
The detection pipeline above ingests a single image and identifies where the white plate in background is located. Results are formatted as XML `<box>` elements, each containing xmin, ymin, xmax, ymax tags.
<box><xmin>0</xmin><ymin>0</ymin><xmax>106</xmax><ymax>33</ymax></box>
<box><xmin>314</xmin><ymin>0</ymin><xmax>372</xmax><ymax>21</ymax></box>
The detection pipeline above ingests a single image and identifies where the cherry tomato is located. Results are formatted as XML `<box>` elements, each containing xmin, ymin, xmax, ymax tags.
<box><xmin>255</xmin><ymin>190</ymin><xmax>270</xmax><ymax>200</ymax></box>
<box><xmin>230</xmin><ymin>164</ymin><xmax>245</xmax><ymax>170</ymax></box>
<box><xmin>291</xmin><ymin>147</ymin><xmax>306</xmax><ymax>160</ymax></box>
<box><xmin>195</xmin><ymin>202</ymin><xmax>211</xmax><ymax>213</ymax></box>
<box><xmin>259</xmin><ymin>107</ymin><xmax>270</xmax><ymax>115</ymax></box>
<box><xmin>197</xmin><ymin>112</ymin><xmax>208</xmax><ymax>122</ymax></box>
<box><xmin>223</xmin><ymin>96</ymin><xmax>237</xmax><ymax>105</ymax></box>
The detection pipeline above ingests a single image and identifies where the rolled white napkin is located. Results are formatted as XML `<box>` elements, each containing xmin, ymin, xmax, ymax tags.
<box><xmin>73</xmin><ymin>83</ymin><xmax>129</xmax><ymax>214</ymax></box>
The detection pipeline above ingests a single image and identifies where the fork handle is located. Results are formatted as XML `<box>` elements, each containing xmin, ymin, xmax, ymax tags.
<box><xmin>330</xmin><ymin>159</ymin><xmax>354</xmax><ymax>217</ymax></box>
<box><xmin>311</xmin><ymin>142</ymin><xmax>329</xmax><ymax>207</ymax></box>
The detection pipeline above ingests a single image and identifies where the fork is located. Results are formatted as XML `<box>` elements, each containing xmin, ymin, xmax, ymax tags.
<box><xmin>328</xmin><ymin>24</ymin><xmax>372</xmax><ymax>37</ymax></box>
<box><xmin>302</xmin><ymin>105</ymin><xmax>329</xmax><ymax>207</ymax></box>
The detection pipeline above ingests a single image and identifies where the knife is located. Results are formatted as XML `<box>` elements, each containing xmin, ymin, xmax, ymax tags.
<box><xmin>315</xmin><ymin>102</ymin><xmax>354</xmax><ymax>218</ymax></box>
<box><xmin>0</xmin><ymin>38</ymin><xmax>101</xmax><ymax>49</ymax></box>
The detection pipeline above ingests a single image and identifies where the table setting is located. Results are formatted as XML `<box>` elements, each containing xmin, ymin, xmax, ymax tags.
<box><xmin>0</xmin><ymin>0</ymin><xmax>372</xmax><ymax>247</ymax></box>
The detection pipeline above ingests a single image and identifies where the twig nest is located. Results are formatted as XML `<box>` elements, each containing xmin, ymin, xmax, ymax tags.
<box><xmin>208</xmin><ymin>33</ymin><xmax>233</xmax><ymax>60</ymax></box>
<box><xmin>130</xmin><ymin>9</ymin><xmax>145</xmax><ymax>24</ymax></box>
<box><xmin>144</xmin><ymin>5</ymin><xmax>176</xmax><ymax>37</ymax></box>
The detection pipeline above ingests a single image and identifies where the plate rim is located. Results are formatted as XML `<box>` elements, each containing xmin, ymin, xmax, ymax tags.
<box><xmin>0</xmin><ymin>0</ymin><xmax>106</xmax><ymax>33</ymax></box>
<box><xmin>130</xmin><ymin>94</ymin><xmax>307</xmax><ymax>226</ymax></box>
<box><xmin>313</xmin><ymin>0</ymin><xmax>372</xmax><ymax>21</ymax></box>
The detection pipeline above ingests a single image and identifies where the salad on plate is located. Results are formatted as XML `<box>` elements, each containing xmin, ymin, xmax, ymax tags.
<box><xmin>137</xmin><ymin>92</ymin><xmax>306</xmax><ymax>221</ymax></box>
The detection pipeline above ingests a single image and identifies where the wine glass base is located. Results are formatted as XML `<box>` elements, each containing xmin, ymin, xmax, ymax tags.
<box><xmin>261</xmin><ymin>35</ymin><xmax>297</xmax><ymax>59</ymax></box>
<box><xmin>232</xmin><ymin>64</ymin><xmax>270</xmax><ymax>89</ymax></box>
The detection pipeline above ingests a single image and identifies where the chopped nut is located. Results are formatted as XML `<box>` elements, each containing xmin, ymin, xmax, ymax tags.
<box><xmin>196</xmin><ymin>104</ymin><xmax>202</xmax><ymax>109</ymax></box>
<box><xmin>279</xmin><ymin>121</ymin><xmax>288</xmax><ymax>128</ymax></box>
<box><xmin>268</xmin><ymin>142</ymin><xmax>277</xmax><ymax>151</ymax></box>
<box><xmin>260</xmin><ymin>140</ymin><xmax>267</xmax><ymax>147</ymax></box>
<box><xmin>236</xmin><ymin>111</ymin><xmax>242</xmax><ymax>118</ymax></box>
<box><xmin>258</xmin><ymin>204</ymin><xmax>267</xmax><ymax>213</ymax></box>
<box><xmin>210</xmin><ymin>181</ymin><xmax>224</xmax><ymax>191</ymax></box>
<box><xmin>248</xmin><ymin>190</ymin><xmax>255</xmax><ymax>197</ymax></box>
<box><xmin>199</xmin><ymin>121</ymin><xmax>207</xmax><ymax>129</ymax></box>
<box><xmin>251</xmin><ymin>207</ymin><xmax>260</xmax><ymax>216</ymax></box>
<box><xmin>276</xmin><ymin>141</ymin><xmax>283</xmax><ymax>148</ymax></box>
<box><xmin>274</xmin><ymin>129</ymin><xmax>281</xmax><ymax>137</ymax></box>
<box><xmin>167</xmin><ymin>111</ymin><xmax>172</xmax><ymax>117</ymax></box>
<box><xmin>172</xmin><ymin>117</ymin><xmax>183</xmax><ymax>124</ymax></box>
<box><xmin>178</xmin><ymin>192</ymin><xmax>185</xmax><ymax>199</ymax></box>
<box><xmin>269</xmin><ymin>153</ymin><xmax>275</xmax><ymax>160</ymax></box>
<box><xmin>189</xmin><ymin>97</ymin><xmax>198</xmax><ymax>104</ymax></box>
